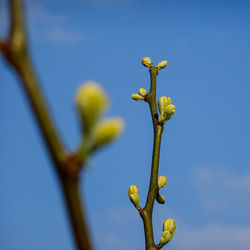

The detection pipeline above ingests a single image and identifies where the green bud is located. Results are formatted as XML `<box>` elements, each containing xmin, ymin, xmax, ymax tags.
<box><xmin>75</xmin><ymin>81</ymin><xmax>108</xmax><ymax>133</ymax></box>
<box><xmin>158</xmin><ymin>96</ymin><xmax>171</xmax><ymax>115</ymax></box>
<box><xmin>141</xmin><ymin>57</ymin><xmax>153</xmax><ymax>68</ymax></box>
<box><xmin>158</xmin><ymin>176</ymin><xmax>167</xmax><ymax>189</ymax></box>
<box><xmin>159</xmin><ymin>230</ymin><xmax>173</xmax><ymax>247</ymax></box>
<box><xmin>138</xmin><ymin>88</ymin><xmax>147</xmax><ymax>97</ymax></box>
<box><xmin>156</xmin><ymin>193</ymin><xmax>166</xmax><ymax>204</ymax></box>
<box><xmin>92</xmin><ymin>118</ymin><xmax>124</xmax><ymax>149</ymax></box>
<box><xmin>159</xmin><ymin>218</ymin><xmax>176</xmax><ymax>247</ymax></box>
<box><xmin>158</xmin><ymin>96</ymin><xmax>176</xmax><ymax>124</ymax></box>
<box><xmin>128</xmin><ymin>185</ymin><xmax>139</xmax><ymax>195</ymax></box>
<box><xmin>156</xmin><ymin>60</ymin><xmax>168</xmax><ymax>70</ymax></box>
<box><xmin>131</xmin><ymin>93</ymin><xmax>145</xmax><ymax>101</ymax></box>
<box><xmin>163</xmin><ymin>218</ymin><xmax>176</xmax><ymax>234</ymax></box>
<box><xmin>128</xmin><ymin>185</ymin><xmax>140</xmax><ymax>209</ymax></box>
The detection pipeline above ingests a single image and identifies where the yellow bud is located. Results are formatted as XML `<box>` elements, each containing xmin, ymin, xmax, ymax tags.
<box><xmin>158</xmin><ymin>100</ymin><xmax>176</xmax><ymax>124</ymax></box>
<box><xmin>141</xmin><ymin>57</ymin><xmax>153</xmax><ymax>68</ymax></box>
<box><xmin>131</xmin><ymin>93</ymin><xmax>145</xmax><ymax>101</ymax></box>
<box><xmin>158</xmin><ymin>96</ymin><xmax>171</xmax><ymax>115</ymax></box>
<box><xmin>165</xmin><ymin>104</ymin><xmax>176</xmax><ymax>121</ymax></box>
<box><xmin>158</xmin><ymin>176</ymin><xmax>167</xmax><ymax>189</ymax></box>
<box><xmin>75</xmin><ymin>81</ymin><xmax>108</xmax><ymax>133</ymax></box>
<box><xmin>128</xmin><ymin>185</ymin><xmax>140</xmax><ymax>209</ymax></box>
<box><xmin>92</xmin><ymin>118</ymin><xmax>124</xmax><ymax>149</ymax></box>
<box><xmin>163</xmin><ymin>218</ymin><xmax>176</xmax><ymax>234</ymax></box>
<box><xmin>160</xmin><ymin>230</ymin><xmax>173</xmax><ymax>246</ymax></box>
<box><xmin>156</xmin><ymin>60</ymin><xmax>168</xmax><ymax>70</ymax></box>
<box><xmin>138</xmin><ymin>88</ymin><xmax>147</xmax><ymax>97</ymax></box>
<box><xmin>128</xmin><ymin>185</ymin><xmax>139</xmax><ymax>195</ymax></box>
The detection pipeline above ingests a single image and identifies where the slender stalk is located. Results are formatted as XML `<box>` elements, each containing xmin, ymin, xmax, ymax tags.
<box><xmin>0</xmin><ymin>1</ymin><xmax>92</xmax><ymax>249</ymax></box>
<box><xmin>60</xmin><ymin>173</ymin><xmax>92</xmax><ymax>250</ymax></box>
<box><xmin>141</xmin><ymin>124</ymin><xmax>163</xmax><ymax>250</ymax></box>
<box><xmin>139</xmin><ymin>66</ymin><xmax>164</xmax><ymax>250</ymax></box>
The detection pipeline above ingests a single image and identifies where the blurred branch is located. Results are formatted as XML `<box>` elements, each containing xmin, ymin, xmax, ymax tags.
<box><xmin>0</xmin><ymin>0</ymin><xmax>92</xmax><ymax>249</ymax></box>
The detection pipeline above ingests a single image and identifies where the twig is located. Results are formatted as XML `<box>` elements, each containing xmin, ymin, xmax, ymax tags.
<box><xmin>0</xmin><ymin>1</ymin><xmax>92</xmax><ymax>249</ymax></box>
<box><xmin>138</xmin><ymin>66</ymin><xmax>164</xmax><ymax>250</ymax></box>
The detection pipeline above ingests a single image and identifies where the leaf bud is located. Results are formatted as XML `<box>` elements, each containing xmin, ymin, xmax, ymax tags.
<box><xmin>158</xmin><ymin>96</ymin><xmax>171</xmax><ymax>115</ymax></box>
<box><xmin>92</xmin><ymin>118</ymin><xmax>124</xmax><ymax>149</ymax></box>
<box><xmin>138</xmin><ymin>88</ymin><xmax>147</xmax><ymax>97</ymax></box>
<box><xmin>75</xmin><ymin>81</ymin><xmax>108</xmax><ymax>133</ymax></box>
<box><xmin>131</xmin><ymin>93</ymin><xmax>145</xmax><ymax>101</ymax></box>
<box><xmin>156</xmin><ymin>60</ymin><xmax>168</xmax><ymax>70</ymax></box>
<box><xmin>163</xmin><ymin>218</ymin><xmax>176</xmax><ymax>234</ymax></box>
<box><xmin>158</xmin><ymin>176</ymin><xmax>167</xmax><ymax>189</ymax></box>
<box><xmin>141</xmin><ymin>57</ymin><xmax>153</xmax><ymax>68</ymax></box>
<box><xmin>159</xmin><ymin>231</ymin><xmax>173</xmax><ymax>246</ymax></box>
<box><xmin>128</xmin><ymin>185</ymin><xmax>140</xmax><ymax>209</ymax></box>
<box><xmin>156</xmin><ymin>193</ymin><xmax>166</xmax><ymax>204</ymax></box>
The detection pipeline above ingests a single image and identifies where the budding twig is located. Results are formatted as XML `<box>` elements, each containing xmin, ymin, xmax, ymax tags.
<box><xmin>129</xmin><ymin>57</ymin><xmax>176</xmax><ymax>249</ymax></box>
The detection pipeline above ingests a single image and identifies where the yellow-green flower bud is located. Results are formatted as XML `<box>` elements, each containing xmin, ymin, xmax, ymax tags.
<box><xmin>156</xmin><ymin>60</ymin><xmax>168</xmax><ymax>70</ymax></box>
<box><xmin>163</xmin><ymin>218</ymin><xmax>176</xmax><ymax>234</ymax></box>
<box><xmin>138</xmin><ymin>88</ymin><xmax>147</xmax><ymax>97</ymax></box>
<box><xmin>92</xmin><ymin>118</ymin><xmax>124</xmax><ymax>149</ymax></box>
<box><xmin>141</xmin><ymin>57</ymin><xmax>153</xmax><ymax>68</ymax></box>
<box><xmin>159</xmin><ymin>218</ymin><xmax>176</xmax><ymax>247</ymax></box>
<box><xmin>158</xmin><ymin>96</ymin><xmax>171</xmax><ymax>115</ymax></box>
<box><xmin>158</xmin><ymin>96</ymin><xmax>176</xmax><ymax>124</ymax></box>
<box><xmin>165</xmin><ymin>104</ymin><xmax>176</xmax><ymax>121</ymax></box>
<box><xmin>131</xmin><ymin>93</ymin><xmax>145</xmax><ymax>101</ymax></box>
<box><xmin>75</xmin><ymin>81</ymin><xmax>108</xmax><ymax>133</ymax></box>
<box><xmin>158</xmin><ymin>176</ymin><xmax>167</xmax><ymax>189</ymax></box>
<box><xmin>160</xmin><ymin>230</ymin><xmax>173</xmax><ymax>246</ymax></box>
<box><xmin>128</xmin><ymin>185</ymin><xmax>138</xmax><ymax>195</ymax></box>
<box><xmin>128</xmin><ymin>185</ymin><xmax>140</xmax><ymax>209</ymax></box>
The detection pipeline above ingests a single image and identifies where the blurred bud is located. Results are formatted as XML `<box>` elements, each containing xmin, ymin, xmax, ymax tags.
<box><xmin>92</xmin><ymin>118</ymin><xmax>124</xmax><ymax>149</ymax></box>
<box><xmin>141</xmin><ymin>57</ymin><xmax>153</xmax><ymax>68</ymax></box>
<box><xmin>75</xmin><ymin>81</ymin><xmax>108</xmax><ymax>133</ymax></box>
<box><xmin>156</xmin><ymin>60</ymin><xmax>168</xmax><ymax>70</ymax></box>
<box><xmin>128</xmin><ymin>185</ymin><xmax>140</xmax><ymax>209</ymax></box>
<box><xmin>158</xmin><ymin>176</ymin><xmax>167</xmax><ymax>189</ymax></box>
<box><xmin>159</xmin><ymin>230</ymin><xmax>173</xmax><ymax>246</ymax></box>
<box><xmin>163</xmin><ymin>218</ymin><xmax>176</xmax><ymax>234</ymax></box>
<box><xmin>138</xmin><ymin>88</ymin><xmax>147</xmax><ymax>97</ymax></box>
<box><xmin>131</xmin><ymin>93</ymin><xmax>145</xmax><ymax>101</ymax></box>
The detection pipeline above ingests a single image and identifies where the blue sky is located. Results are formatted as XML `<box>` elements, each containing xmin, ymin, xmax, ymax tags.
<box><xmin>0</xmin><ymin>0</ymin><xmax>250</xmax><ymax>249</ymax></box>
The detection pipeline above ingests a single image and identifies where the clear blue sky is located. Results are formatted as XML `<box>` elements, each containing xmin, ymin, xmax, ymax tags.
<box><xmin>1</xmin><ymin>0</ymin><xmax>250</xmax><ymax>249</ymax></box>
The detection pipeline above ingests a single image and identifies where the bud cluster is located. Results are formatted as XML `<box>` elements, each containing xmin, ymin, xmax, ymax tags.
<box><xmin>158</xmin><ymin>96</ymin><xmax>176</xmax><ymax>124</ymax></box>
<box><xmin>131</xmin><ymin>88</ymin><xmax>147</xmax><ymax>101</ymax></box>
<box><xmin>159</xmin><ymin>218</ymin><xmax>176</xmax><ymax>247</ymax></box>
<box><xmin>141</xmin><ymin>57</ymin><xmax>168</xmax><ymax>70</ymax></box>
<box><xmin>75</xmin><ymin>81</ymin><xmax>124</xmax><ymax>157</ymax></box>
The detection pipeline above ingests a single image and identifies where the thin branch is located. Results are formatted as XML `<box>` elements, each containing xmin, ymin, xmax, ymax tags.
<box><xmin>140</xmin><ymin>66</ymin><xmax>164</xmax><ymax>250</ymax></box>
<box><xmin>0</xmin><ymin>1</ymin><xmax>92</xmax><ymax>249</ymax></box>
